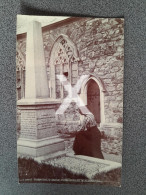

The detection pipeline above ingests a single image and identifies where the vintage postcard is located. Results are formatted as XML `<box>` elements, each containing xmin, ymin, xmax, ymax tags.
<box><xmin>16</xmin><ymin>15</ymin><xmax>124</xmax><ymax>186</ymax></box>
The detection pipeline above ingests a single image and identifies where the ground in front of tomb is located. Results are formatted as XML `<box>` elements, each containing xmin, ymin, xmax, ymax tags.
<box><xmin>61</xmin><ymin>134</ymin><xmax>122</xmax><ymax>163</ymax></box>
<box><xmin>43</xmin><ymin>155</ymin><xmax>121</xmax><ymax>186</ymax></box>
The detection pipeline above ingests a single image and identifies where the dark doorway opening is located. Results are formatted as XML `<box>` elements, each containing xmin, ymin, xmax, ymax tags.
<box><xmin>87</xmin><ymin>79</ymin><xmax>100</xmax><ymax>124</ymax></box>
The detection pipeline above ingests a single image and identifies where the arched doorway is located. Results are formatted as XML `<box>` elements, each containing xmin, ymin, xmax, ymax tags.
<box><xmin>79</xmin><ymin>75</ymin><xmax>105</xmax><ymax>127</ymax></box>
<box><xmin>87</xmin><ymin>79</ymin><xmax>100</xmax><ymax>124</ymax></box>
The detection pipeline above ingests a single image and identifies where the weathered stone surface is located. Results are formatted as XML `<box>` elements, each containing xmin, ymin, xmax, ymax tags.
<box><xmin>19</xmin><ymin>104</ymin><xmax>58</xmax><ymax>139</ymax></box>
<box><xmin>17</xmin><ymin>18</ymin><xmax>124</xmax><ymax>152</ymax></box>
<box><xmin>45</xmin><ymin>155</ymin><xmax>121</xmax><ymax>179</ymax></box>
<box><xmin>25</xmin><ymin>21</ymin><xmax>49</xmax><ymax>99</ymax></box>
<box><xmin>17</xmin><ymin>136</ymin><xmax>65</xmax><ymax>158</ymax></box>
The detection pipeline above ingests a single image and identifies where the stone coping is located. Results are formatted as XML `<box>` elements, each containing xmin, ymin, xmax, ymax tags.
<box><xmin>70</xmin><ymin>154</ymin><xmax>122</xmax><ymax>168</ymax></box>
<box><xmin>66</xmin><ymin>154</ymin><xmax>122</xmax><ymax>178</ymax></box>
<box><xmin>46</xmin><ymin>154</ymin><xmax>122</xmax><ymax>179</ymax></box>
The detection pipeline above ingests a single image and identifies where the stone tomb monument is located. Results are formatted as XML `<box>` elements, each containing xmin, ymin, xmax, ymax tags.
<box><xmin>17</xmin><ymin>21</ymin><xmax>65</xmax><ymax>161</ymax></box>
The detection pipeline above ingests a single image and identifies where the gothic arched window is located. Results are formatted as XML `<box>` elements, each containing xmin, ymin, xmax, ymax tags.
<box><xmin>49</xmin><ymin>35</ymin><xmax>79</xmax><ymax>99</ymax></box>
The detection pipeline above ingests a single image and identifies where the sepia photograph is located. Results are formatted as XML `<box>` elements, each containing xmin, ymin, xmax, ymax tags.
<box><xmin>16</xmin><ymin>15</ymin><xmax>124</xmax><ymax>186</ymax></box>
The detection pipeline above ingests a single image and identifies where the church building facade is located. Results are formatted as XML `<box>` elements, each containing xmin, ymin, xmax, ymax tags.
<box><xmin>16</xmin><ymin>17</ymin><xmax>124</xmax><ymax>160</ymax></box>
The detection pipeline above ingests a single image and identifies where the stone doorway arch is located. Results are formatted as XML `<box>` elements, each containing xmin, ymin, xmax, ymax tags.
<box><xmin>79</xmin><ymin>75</ymin><xmax>106</xmax><ymax>127</ymax></box>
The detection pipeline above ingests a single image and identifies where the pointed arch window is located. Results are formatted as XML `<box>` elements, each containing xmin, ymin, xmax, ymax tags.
<box><xmin>49</xmin><ymin>35</ymin><xmax>79</xmax><ymax>99</ymax></box>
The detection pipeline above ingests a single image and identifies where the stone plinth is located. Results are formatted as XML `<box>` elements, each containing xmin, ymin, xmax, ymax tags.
<box><xmin>17</xmin><ymin>99</ymin><xmax>65</xmax><ymax>159</ymax></box>
<box><xmin>17</xmin><ymin>136</ymin><xmax>65</xmax><ymax>159</ymax></box>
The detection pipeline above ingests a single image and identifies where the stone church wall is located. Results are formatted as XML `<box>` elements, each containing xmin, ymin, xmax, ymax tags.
<box><xmin>16</xmin><ymin>18</ymin><xmax>124</xmax><ymax>144</ymax></box>
<box><xmin>42</xmin><ymin>18</ymin><xmax>124</xmax><ymax>135</ymax></box>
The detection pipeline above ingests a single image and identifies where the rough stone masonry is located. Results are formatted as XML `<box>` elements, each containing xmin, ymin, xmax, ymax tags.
<box><xmin>16</xmin><ymin>17</ymin><xmax>124</xmax><ymax>156</ymax></box>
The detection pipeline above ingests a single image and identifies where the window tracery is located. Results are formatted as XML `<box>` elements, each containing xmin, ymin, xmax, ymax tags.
<box><xmin>49</xmin><ymin>35</ymin><xmax>79</xmax><ymax>99</ymax></box>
